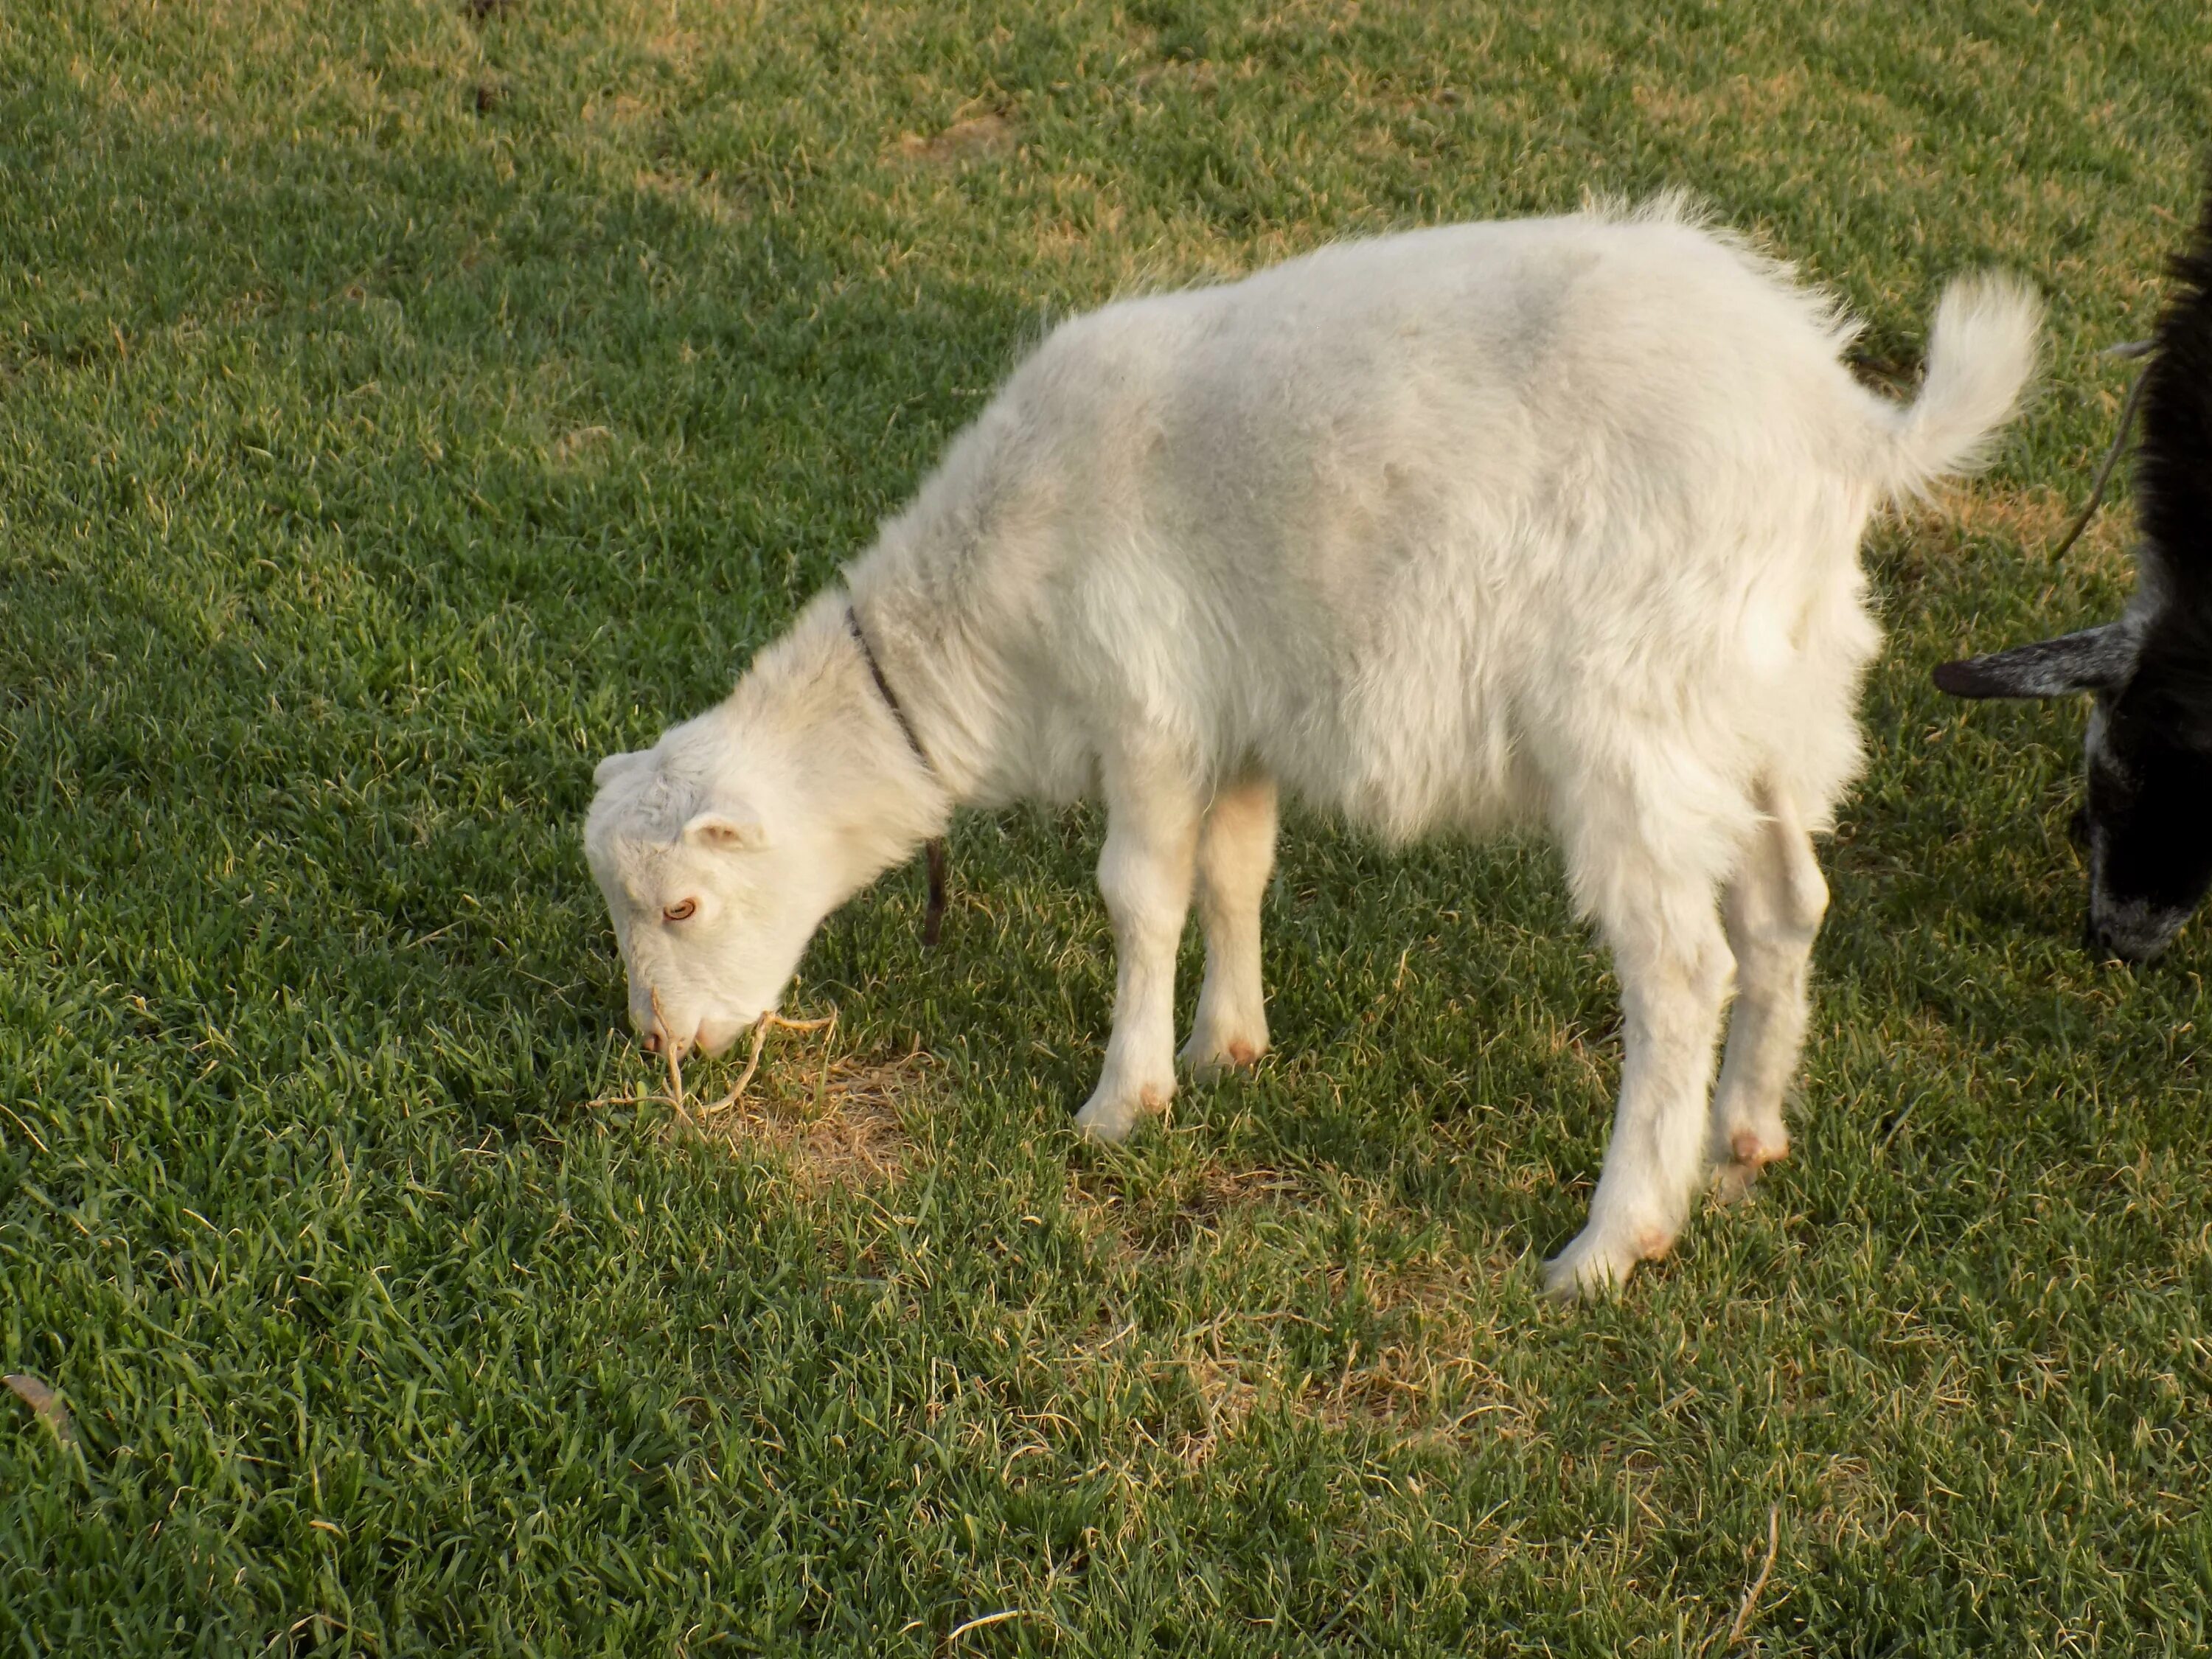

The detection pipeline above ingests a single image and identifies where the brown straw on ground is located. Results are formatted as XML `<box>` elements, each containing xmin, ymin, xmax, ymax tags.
<box><xmin>702</xmin><ymin>1012</ymin><xmax>837</xmax><ymax>1118</ymax></box>
<box><xmin>587</xmin><ymin>1006</ymin><xmax>919</xmax><ymax>1183</ymax></box>
<box><xmin>584</xmin><ymin>1005</ymin><xmax>842</xmax><ymax>1125</ymax></box>
<box><xmin>648</xmin><ymin>987</ymin><xmax>693</xmax><ymax>1130</ymax></box>
<box><xmin>1725</xmin><ymin>1505</ymin><xmax>1782</xmax><ymax>1648</ymax></box>
<box><xmin>700</xmin><ymin>1029</ymin><xmax>928</xmax><ymax>1186</ymax></box>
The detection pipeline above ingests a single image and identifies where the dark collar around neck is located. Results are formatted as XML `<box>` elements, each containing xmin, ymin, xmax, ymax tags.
<box><xmin>844</xmin><ymin>599</ymin><xmax>949</xmax><ymax>947</ymax></box>
<box><xmin>845</xmin><ymin>602</ymin><xmax>935</xmax><ymax>778</ymax></box>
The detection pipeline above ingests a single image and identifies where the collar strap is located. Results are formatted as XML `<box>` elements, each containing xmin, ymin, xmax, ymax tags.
<box><xmin>846</xmin><ymin>605</ymin><xmax>934</xmax><ymax>776</ymax></box>
<box><xmin>846</xmin><ymin>602</ymin><xmax>948</xmax><ymax>947</ymax></box>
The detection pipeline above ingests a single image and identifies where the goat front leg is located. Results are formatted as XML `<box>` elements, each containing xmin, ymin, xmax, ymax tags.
<box><xmin>1073</xmin><ymin>749</ymin><xmax>1203</xmax><ymax>1142</ymax></box>
<box><xmin>1181</xmin><ymin>773</ymin><xmax>1277</xmax><ymax>1077</ymax></box>
<box><xmin>1709</xmin><ymin>785</ymin><xmax>1827</xmax><ymax>1202</ymax></box>
<box><xmin>1545</xmin><ymin>878</ymin><xmax>1736</xmax><ymax>1299</ymax></box>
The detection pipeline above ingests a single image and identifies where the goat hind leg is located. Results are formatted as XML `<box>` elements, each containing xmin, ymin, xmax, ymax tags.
<box><xmin>1545</xmin><ymin>873</ymin><xmax>1736</xmax><ymax>1299</ymax></box>
<box><xmin>1708</xmin><ymin>785</ymin><xmax>1827</xmax><ymax>1201</ymax></box>
<box><xmin>1182</xmin><ymin>774</ymin><xmax>1277</xmax><ymax>1077</ymax></box>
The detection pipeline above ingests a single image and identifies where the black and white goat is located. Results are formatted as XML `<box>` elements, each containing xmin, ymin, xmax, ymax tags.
<box><xmin>1935</xmin><ymin>184</ymin><xmax>2212</xmax><ymax>961</ymax></box>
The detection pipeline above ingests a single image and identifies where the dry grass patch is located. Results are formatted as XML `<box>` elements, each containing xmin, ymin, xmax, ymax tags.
<box><xmin>1062</xmin><ymin>1157</ymin><xmax>1312</xmax><ymax>1268</ymax></box>
<box><xmin>693</xmin><ymin>1032</ymin><xmax>931</xmax><ymax>1189</ymax></box>
<box><xmin>894</xmin><ymin>110</ymin><xmax>1018</xmax><ymax>166</ymax></box>
<box><xmin>1138</xmin><ymin>1253</ymin><xmax>1537</xmax><ymax>1466</ymax></box>
<box><xmin>1062</xmin><ymin>1158</ymin><xmax>1537</xmax><ymax>1452</ymax></box>
<box><xmin>1804</xmin><ymin>1453</ymin><xmax>1913</xmax><ymax>1554</ymax></box>
<box><xmin>1630</xmin><ymin>69</ymin><xmax>1902</xmax><ymax>138</ymax></box>
<box><xmin>546</xmin><ymin>425</ymin><xmax>613</xmax><ymax>465</ymax></box>
<box><xmin>585</xmin><ymin>92</ymin><xmax>652</xmax><ymax>129</ymax></box>
<box><xmin>1130</xmin><ymin>58</ymin><xmax>1223</xmax><ymax>99</ymax></box>
<box><xmin>1882</xmin><ymin>481</ymin><xmax>2139</xmax><ymax>598</ymax></box>
<box><xmin>1305</xmin><ymin>1254</ymin><xmax>1537</xmax><ymax>1446</ymax></box>
<box><xmin>598</xmin><ymin>1014</ymin><xmax>931</xmax><ymax>1189</ymax></box>
<box><xmin>632</xmin><ymin>166</ymin><xmax>751</xmax><ymax>226</ymax></box>
<box><xmin>1910</xmin><ymin>480</ymin><xmax>2137</xmax><ymax>566</ymax></box>
<box><xmin>1155</xmin><ymin>1346</ymin><xmax>1263</xmax><ymax>1470</ymax></box>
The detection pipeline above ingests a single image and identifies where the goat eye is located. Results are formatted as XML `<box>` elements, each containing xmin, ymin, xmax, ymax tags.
<box><xmin>662</xmin><ymin>899</ymin><xmax>698</xmax><ymax>923</ymax></box>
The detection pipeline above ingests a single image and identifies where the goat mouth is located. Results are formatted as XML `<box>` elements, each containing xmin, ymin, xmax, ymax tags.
<box><xmin>689</xmin><ymin>1013</ymin><xmax>759</xmax><ymax>1057</ymax></box>
<box><xmin>2082</xmin><ymin>900</ymin><xmax>2187</xmax><ymax>964</ymax></box>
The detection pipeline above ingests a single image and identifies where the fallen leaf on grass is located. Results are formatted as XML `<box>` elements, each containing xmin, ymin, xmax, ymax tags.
<box><xmin>5</xmin><ymin>1374</ymin><xmax>73</xmax><ymax>1445</ymax></box>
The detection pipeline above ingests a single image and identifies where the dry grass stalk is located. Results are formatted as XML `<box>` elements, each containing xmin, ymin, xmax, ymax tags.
<box><xmin>943</xmin><ymin>1607</ymin><xmax>1048</xmax><ymax>1646</ymax></box>
<box><xmin>648</xmin><ymin>987</ymin><xmax>693</xmax><ymax>1131</ymax></box>
<box><xmin>701</xmin><ymin>1012</ymin><xmax>837</xmax><ymax>1118</ymax></box>
<box><xmin>1724</xmin><ymin>1504</ymin><xmax>1783</xmax><ymax>1648</ymax></box>
<box><xmin>586</xmin><ymin>1004</ymin><xmax>925</xmax><ymax>1184</ymax></box>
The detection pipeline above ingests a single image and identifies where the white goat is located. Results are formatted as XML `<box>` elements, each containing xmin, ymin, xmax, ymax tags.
<box><xmin>586</xmin><ymin>198</ymin><xmax>2039</xmax><ymax>1295</ymax></box>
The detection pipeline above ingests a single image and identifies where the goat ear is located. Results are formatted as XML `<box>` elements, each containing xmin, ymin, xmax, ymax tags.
<box><xmin>594</xmin><ymin>749</ymin><xmax>649</xmax><ymax>788</ymax></box>
<box><xmin>682</xmin><ymin>810</ymin><xmax>768</xmax><ymax>852</ymax></box>
<box><xmin>1932</xmin><ymin>624</ymin><xmax>2137</xmax><ymax>699</ymax></box>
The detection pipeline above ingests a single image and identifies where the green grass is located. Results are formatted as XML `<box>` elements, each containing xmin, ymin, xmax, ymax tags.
<box><xmin>3</xmin><ymin>1</ymin><xmax>2209</xmax><ymax>1652</ymax></box>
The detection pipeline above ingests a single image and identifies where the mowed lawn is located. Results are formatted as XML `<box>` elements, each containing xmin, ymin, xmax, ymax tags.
<box><xmin>3</xmin><ymin>1</ymin><xmax>2209</xmax><ymax>1652</ymax></box>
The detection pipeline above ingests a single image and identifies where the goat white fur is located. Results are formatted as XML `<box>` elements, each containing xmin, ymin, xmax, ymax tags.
<box><xmin>585</xmin><ymin>198</ymin><xmax>2039</xmax><ymax>1295</ymax></box>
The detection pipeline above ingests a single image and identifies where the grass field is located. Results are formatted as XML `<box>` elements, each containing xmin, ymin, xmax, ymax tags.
<box><xmin>4</xmin><ymin>1</ymin><xmax>2211</xmax><ymax>1652</ymax></box>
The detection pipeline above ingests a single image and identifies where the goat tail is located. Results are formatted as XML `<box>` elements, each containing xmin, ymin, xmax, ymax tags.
<box><xmin>1881</xmin><ymin>272</ymin><xmax>2042</xmax><ymax>500</ymax></box>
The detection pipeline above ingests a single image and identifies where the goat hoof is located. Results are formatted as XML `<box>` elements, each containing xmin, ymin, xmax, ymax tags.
<box><xmin>1073</xmin><ymin>1101</ymin><xmax>1135</xmax><ymax>1142</ymax></box>
<box><xmin>1711</xmin><ymin>1126</ymin><xmax>1789</xmax><ymax>1204</ymax></box>
<box><xmin>1179</xmin><ymin>1030</ymin><xmax>1267</xmax><ymax>1079</ymax></box>
<box><xmin>1541</xmin><ymin>1252</ymin><xmax>1615</xmax><ymax>1303</ymax></box>
<box><xmin>1731</xmin><ymin>1127</ymin><xmax>1787</xmax><ymax>1166</ymax></box>
<box><xmin>1543</xmin><ymin>1215</ymin><xmax>1678</xmax><ymax>1300</ymax></box>
<box><xmin>1074</xmin><ymin>1081</ymin><xmax>1171</xmax><ymax>1141</ymax></box>
<box><xmin>1542</xmin><ymin>1237</ymin><xmax>1629</xmax><ymax>1301</ymax></box>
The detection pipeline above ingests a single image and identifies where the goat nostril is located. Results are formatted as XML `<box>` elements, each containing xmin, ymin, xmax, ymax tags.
<box><xmin>641</xmin><ymin>1031</ymin><xmax>663</xmax><ymax>1054</ymax></box>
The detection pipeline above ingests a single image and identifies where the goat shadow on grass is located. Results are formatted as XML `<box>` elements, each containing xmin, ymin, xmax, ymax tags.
<box><xmin>796</xmin><ymin>806</ymin><xmax>1627</xmax><ymax>1262</ymax></box>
